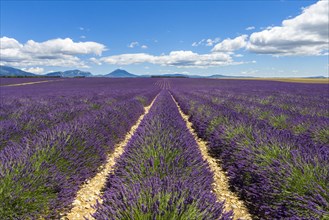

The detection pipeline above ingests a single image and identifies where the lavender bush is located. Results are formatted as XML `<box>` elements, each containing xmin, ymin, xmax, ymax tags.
<box><xmin>171</xmin><ymin>78</ymin><xmax>329</xmax><ymax>219</ymax></box>
<box><xmin>0</xmin><ymin>78</ymin><xmax>160</xmax><ymax>218</ymax></box>
<box><xmin>93</xmin><ymin>90</ymin><xmax>233</xmax><ymax>220</ymax></box>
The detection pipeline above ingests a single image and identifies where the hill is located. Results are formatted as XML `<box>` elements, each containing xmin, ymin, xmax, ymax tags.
<box><xmin>104</xmin><ymin>69</ymin><xmax>137</xmax><ymax>78</ymax></box>
<box><xmin>46</xmin><ymin>70</ymin><xmax>92</xmax><ymax>77</ymax></box>
<box><xmin>0</xmin><ymin>66</ymin><xmax>36</xmax><ymax>77</ymax></box>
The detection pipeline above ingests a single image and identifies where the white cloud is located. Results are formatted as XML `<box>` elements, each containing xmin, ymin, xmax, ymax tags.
<box><xmin>247</xmin><ymin>0</ymin><xmax>329</xmax><ymax>56</ymax></box>
<box><xmin>0</xmin><ymin>37</ymin><xmax>22</xmax><ymax>49</ymax></box>
<box><xmin>100</xmin><ymin>50</ymin><xmax>241</xmax><ymax>68</ymax></box>
<box><xmin>22</xmin><ymin>67</ymin><xmax>44</xmax><ymax>74</ymax></box>
<box><xmin>128</xmin><ymin>42</ymin><xmax>148</xmax><ymax>49</ymax></box>
<box><xmin>89</xmin><ymin>57</ymin><xmax>102</xmax><ymax>65</ymax></box>
<box><xmin>80</xmin><ymin>35</ymin><xmax>86</xmax><ymax>39</ymax></box>
<box><xmin>192</xmin><ymin>38</ymin><xmax>220</xmax><ymax>47</ymax></box>
<box><xmin>206</xmin><ymin>38</ymin><xmax>221</xmax><ymax>46</ymax></box>
<box><xmin>212</xmin><ymin>35</ymin><xmax>248</xmax><ymax>52</ymax></box>
<box><xmin>128</xmin><ymin>41</ymin><xmax>139</xmax><ymax>48</ymax></box>
<box><xmin>0</xmin><ymin>37</ymin><xmax>106</xmax><ymax>67</ymax></box>
<box><xmin>192</xmin><ymin>39</ymin><xmax>205</xmax><ymax>47</ymax></box>
<box><xmin>245</xmin><ymin>26</ymin><xmax>255</xmax><ymax>31</ymax></box>
<box><xmin>23</xmin><ymin>38</ymin><xmax>105</xmax><ymax>56</ymax></box>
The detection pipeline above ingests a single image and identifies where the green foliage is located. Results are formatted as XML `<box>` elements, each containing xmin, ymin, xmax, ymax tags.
<box><xmin>258</xmin><ymin>110</ymin><xmax>271</xmax><ymax>120</ymax></box>
<box><xmin>128</xmin><ymin>191</ymin><xmax>207</xmax><ymax>220</ymax></box>
<box><xmin>224</xmin><ymin>124</ymin><xmax>253</xmax><ymax>142</ymax></box>
<box><xmin>135</xmin><ymin>96</ymin><xmax>147</xmax><ymax>106</ymax></box>
<box><xmin>269</xmin><ymin>114</ymin><xmax>288</xmax><ymax>129</ymax></box>
<box><xmin>90</xmin><ymin>103</ymin><xmax>101</xmax><ymax>110</ymax></box>
<box><xmin>123</xmin><ymin>119</ymin><xmax>185</xmax><ymax>181</ymax></box>
<box><xmin>206</xmin><ymin>116</ymin><xmax>228</xmax><ymax>136</ymax></box>
<box><xmin>254</xmin><ymin>143</ymin><xmax>292</xmax><ymax>167</ymax></box>
<box><xmin>0</xmin><ymin>150</ymin><xmax>56</xmax><ymax>218</ymax></box>
<box><xmin>259</xmin><ymin>96</ymin><xmax>274</xmax><ymax>105</ymax></box>
<box><xmin>292</xmin><ymin>123</ymin><xmax>309</xmax><ymax>135</ymax></box>
<box><xmin>312</xmin><ymin>128</ymin><xmax>329</xmax><ymax>144</ymax></box>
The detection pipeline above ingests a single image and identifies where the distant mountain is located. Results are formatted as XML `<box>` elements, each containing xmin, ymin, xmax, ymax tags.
<box><xmin>149</xmin><ymin>74</ymin><xmax>252</xmax><ymax>78</ymax></box>
<box><xmin>0</xmin><ymin>66</ymin><xmax>36</xmax><ymax>76</ymax></box>
<box><xmin>304</xmin><ymin>76</ymin><xmax>327</xmax><ymax>79</ymax></box>
<box><xmin>8</xmin><ymin>66</ymin><xmax>324</xmax><ymax>79</ymax></box>
<box><xmin>208</xmin><ymin>74</ymin><xmax>256</xmax><ymax>78</ymax></box>
<box><xmin>105</xmin><ymin>69</ymin><xmax>137</xmax><ymax>78</ymax></box>
<box><xmin>151</xmin><ymin>74</ymin><xmax>189</xmax><ymax>78</ymax></box>
<box><xmin>46</xmin><ymin>70</ymin><xmax>92</xmax><ymax>77</ymax></box>
<box><xmin>150</xmin><ymin>74</ymin><xmax>209</xmax><ymax>78</ymax></box>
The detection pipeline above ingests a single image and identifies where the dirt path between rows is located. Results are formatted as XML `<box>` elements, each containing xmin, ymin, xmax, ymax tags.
<box><xmin>1</xmin><ymin>79</ymin><xmax>63</xmax><ymax>87</ymax></box>
<box><xmin>64</xmin><ymin>95</ymin><xmax>159</xmax><ymax>220</ymax></box>
<box><xmin>170</xmin><ymin>94</ymin><xmax>252</xmax><ymax>220</ymax></box>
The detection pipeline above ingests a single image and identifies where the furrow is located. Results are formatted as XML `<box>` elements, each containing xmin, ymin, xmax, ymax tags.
<box><xmin>64</xmin><ymin>94</ymin><xmax>159</xmax><ymax>220</ymax></box>
<box><xmin>1</xmin><ymin>79</ymin><xmax>63</xmax><ymax>87</ymax></box>
<box><xmin>170</xmin><ymin>94</ymin><xmax>252</xmax><ymax>220</ymax></box>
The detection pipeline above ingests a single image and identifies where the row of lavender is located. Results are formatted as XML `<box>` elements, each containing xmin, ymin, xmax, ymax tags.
<box><xmin>0</xmin><ymin>78</ymin><xmax>160</xmax><ymax>218</ymax></box>
<box><xmin>170</xmin><ymin>79</ymin><xmax>329</xmax><ymax>219</ymax></box>
<box><xmin>92</xmin><ymin>91</ymin><xmax>233</xmax><ymax>219</ymax></box>
<box><xmin>0</xmin><ymin>77</ymin><xmax>60</xmax><ymax>86</ymax></box>
<box><xmin>1</xmin><ymin>79</ymin><xmax>152</xmax><ymax>150</ymax></box>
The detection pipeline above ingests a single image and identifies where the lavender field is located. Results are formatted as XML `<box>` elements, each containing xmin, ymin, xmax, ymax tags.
<box><xmin>0</xmin><ymin>78</ymin><xmax>328</xmax><ymax>219</ymax></box>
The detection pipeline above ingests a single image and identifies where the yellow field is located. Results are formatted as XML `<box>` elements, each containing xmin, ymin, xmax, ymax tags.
<box><xmin>227</xmin><ymin>78</ymin><xmax>329</xmax><ymax>84</ymax></box>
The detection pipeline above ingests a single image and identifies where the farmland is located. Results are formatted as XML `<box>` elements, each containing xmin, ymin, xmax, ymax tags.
<box><xmin>0</xmin><ymin>78</ymin><xmax>328</xmax><ymax>219</ymax></box>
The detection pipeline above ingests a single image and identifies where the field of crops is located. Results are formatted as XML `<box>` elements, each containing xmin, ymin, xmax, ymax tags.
<box><xmin>0</xmin><ymin>78</ymin><xmax>328</xmax><ymax>219</ymax></box>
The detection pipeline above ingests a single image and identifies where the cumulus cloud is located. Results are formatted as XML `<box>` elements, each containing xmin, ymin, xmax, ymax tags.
<box><xmin>0</xmin><ymin>37</ymin><xmax>106</xmax><ymax>67</ymax></box>
<box><xmin>192</xmin><ymin>38</ymin><xmax>221</xmax><ymax>47</ymax></box>
<box><xmin>212</xmin><ymin>35</ymin><xmax>248</xmax><ymax>52</ymax></box>
<box><xmin>141</xmin><ymin>45</ymin><xmax>148</xmax><ymax>49</ymax></box>
<box><xmin>22</xmin><ymin>38</ymin><xmax>105</xmax><ymax>56</ymax></box>
<box><xmin>89</xmin><ymin>57</ymin><xmax>102</xmax><ymax>65</ymax></box>
<box><xmin>247</xmin><ymin>0</ymin><xmax>329</xmax><ymax>56</ymax></box>
<box><xmin>100</xmin><ymin>50</ymin><xmax>240</xmax><ymax>68</ymax></box>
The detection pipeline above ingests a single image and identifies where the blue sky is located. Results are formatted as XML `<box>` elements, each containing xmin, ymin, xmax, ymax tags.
<box><xmin>1</xmin><ymin>0</ymin><xmax>328</xmax><ymax>77</ymax></box>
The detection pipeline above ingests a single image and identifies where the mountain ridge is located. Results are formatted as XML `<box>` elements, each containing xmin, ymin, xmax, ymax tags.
<box><xmin>1</xmin><ymin>66</ymin><xmax>327</xmax><ymax>79</ymax></box>
<box><xmin>0</xmin><ymin>66</ymin><xmax>36</xmax><ymax>77</ymax></box>
<box><xmin>46</xmin><ymin>70</ymin><xmax>92</xmax><ymax>77</ymax></box>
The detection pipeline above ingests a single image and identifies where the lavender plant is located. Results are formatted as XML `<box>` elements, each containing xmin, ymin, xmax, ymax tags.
<box><xmin>0</xmin><ymin>78</ymin><xmax>160</xmax><ymax>218</ymax></box>
<box><xmin>93</xmin><ymin>90</ymin><xmax>233</xmax><ymax>220</ymax></box>
<box><xmin>170</xmin><ymin>78</ymin><xmax>329</xmax><ymax>219</ymax></box>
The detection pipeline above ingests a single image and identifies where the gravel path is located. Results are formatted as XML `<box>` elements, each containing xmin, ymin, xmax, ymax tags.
<box><xmin>1</xmin><ymin>79</ymin><xmax>63</xmax><ymax>87</ymax></box>
<box><xmin>64</xmin><ymin>95</ymin><xmax>159</xmax><ymax>220</ymax></box>
<box><xmin>171</xmin><ymin>94</ymin><xmax>252</xmax><ymax>220</ymax></box>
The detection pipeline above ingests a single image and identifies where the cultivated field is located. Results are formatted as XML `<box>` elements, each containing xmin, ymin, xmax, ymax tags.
<box><xmin>0</xmin><ymin>78</ymin><xmax>328</xmax><ymax>219</ymax></box>
<box><xmin>228</xmin><ymin>78</ymin><xmax>329</xmax><ymax>84</ymax></box>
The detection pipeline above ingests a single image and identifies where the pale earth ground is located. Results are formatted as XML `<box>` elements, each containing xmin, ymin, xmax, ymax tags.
<box><xmin>0</xmin><ymin>79</ymin><xmax>63</xmax><ymax>87</ymax></box>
